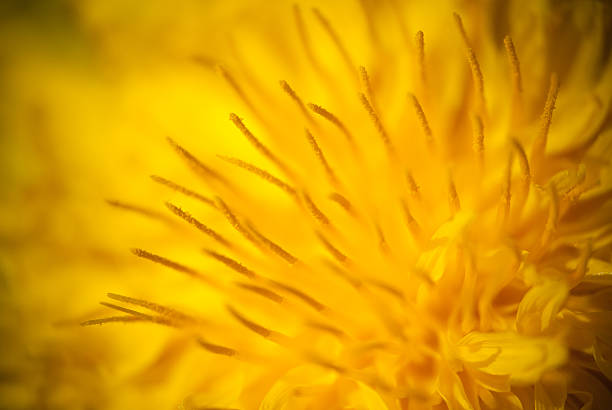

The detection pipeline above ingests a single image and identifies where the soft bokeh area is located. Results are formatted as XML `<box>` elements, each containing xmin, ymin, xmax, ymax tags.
<box><xmin>1</xmin><ymin>0</ymin><xmax>611</xmax><ymax>409</ymax></box>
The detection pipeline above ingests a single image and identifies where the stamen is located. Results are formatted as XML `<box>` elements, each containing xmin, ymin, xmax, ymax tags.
<box><xmin>226</xmin><ymin>305</ymin><xmax>272</xmax><ymax>338</ymax></box>
<box><xmin>499</xmin><ymin>155</ymin><xmax>512</xmax><ymax>225</ymax></box>
<box><xmin>360</xmin><ymin>93</ymin><xmax>394</xmax><ymax>153</ymax></box>
<box><xmin>317</xmin><ymin>232</ymin><xmax>349</xmax><ymax>264</ymax></box>
<box><xmin>269</xmin><ymin>280</ymin><xmax>327</xmax><ymax>312</ymax></box>
<box><xmin>307</xmin><ymin>103</ymin><xmax>354</xmax><ymax>143</ymax></box>
<box><xmin>453</xmin><ymin>13</ymin><xmax>485</xmax><ymax>110</ymax></box>
<box><xmin>503</xmin><ymin>35</ymin><xmax>522</xmax><ymax>94</ymax></box>
<box><xmin>329</xmin><ymin>192</ymin><xmax>354</xmax><ymax>214</ymax></box>
<box><xmin>218</xmin><ymin>155</ymin><xmax>297</xmax><ymax>198</ymax></box>
<box><xmin>471</xmin><ymin>114</ymin><xmax>484</xmax><ymax>166</ymax></box>
<box><xmin>81</xmin><ymin>316</ymin><xmax>147</xmax><ymax>326</ymax></box>
<box><xmin>204</xmin><ymin>249</ymin><xmax>257</xmax><ymax>279</ymax></box>
<box><xmin>367</xmin><ymin>279</ymin><xmax>405</xmax><ymax>301</ymax></box>
<box><xmin>245</xmin><ymin>221</ymin><xmax>299</xmax><ymax>265</ymax></box>
<box><xmin>405</xmin><ymin>171</ymin><xmax>421</xmax><ymax>200</ymax></box>
<box><xmin>312</xmin><ymin>8</ymin><xmax>355</xmax><ymax>78</ymax></box>
<box><xmin>99</xmin><ymin>302</ymin><xmax>151</xmax><ymax>318</ymax></box>
<box><xmin>235</xmin><ymin>282</ymin><xmax>284</xmax><ymax>303</ymax></box>
<box><xmin>167</xmin><ymin>137</ymin><xmax>226</xmax><ymax>183</ymax></box>
<box><xmin>531</xmin><ymin>73</ymin><xmax>560</xmax><ymax>169</ymax></box>
<box><xmin>359</xmin><ymin>66</ymin><xmax>377</xmax><ymax>112</ymax></box>
<box><xmin>293</xmin><ymin>5</ymin><xmax>321</xmax><ymax>71</ymax></box>
<box><xmin>305</xmin><ymin>128</ymin><xmax>338</xmax><ymax>185</ymax></box>
<box><xmin>105</xmin><ymin>200</ymin><xmax>174</xmax><ymax>224</ymax></box>
<box><xmin>448</xmin><ymin>175</ymin><xmax>461</xmax><ymax>215</ymax></box>
<box><xmin>107</xmin><ymin>293</ymin><xmax>194</xmax><ymax>322</ymax></box>
<box><xmin>165</xmin><ymin>202</ymin><xmax>231</xmax><ymax>247</ymax></box>
<box><xmin>229</xmin><ymin>113</ymin><xmax>289</xmax><ymax>175</ymax></box>
<box><xmin>131</xmin><ymin>248</ymin><xmax>202</xmax><ymax>278</ymax></box>
<box><xmin>150</xmin><ymin>175</ymin><xmax>216</xmax><ymax>208</ymax></box>
<box><xmin>401</xmin><ymin>199</ymin><xmax>423</xmax><ymax>241</ymax></box>
<box><xmin>358</xmin><ymin>0</ymin><xmax>380</xmax><ymax>47</ymax></box>
<box><xmin>408</xmin><ymin>93</ymin><xmax>434</xmax><ymax>147</ymax></box>
<box><xmin>511</xmin><ymin>138</ymin><xmax>531</xmax><ymax>185</ymax></box>
<box><xmin>280</xmin><ymin>80</ymin><xmax>315</xmax><ymax>124</ymax></box>
<box><xmin>540</xmin><ymin>183</ymin><xmax>559</xmax><ymax>250</ymax></box>
<box><xmin>302</xmin><ymin>192</ymin><xmax>331</xmax><ymax>226</ymax></box>
<box><xmin>197</xmin><ymin>338</ymin><xmax>238</xmax><ymax>357</ymax></box>
<box><xmin>215</xmin><ymin>197</ymin><xmax>261</xmax><ymax>248</ymax></box>
<box><xmin>217</xmin><ymin>65</ymin><xmax>259</xmax><ymax>119</ymax></box>
<box><xmin>376</xmin><ymin>224</ymin><xmax>390</xmax><ymax>254</ymax></box>
<box><xmin>570</xmin><ymin>240</ymin><xmax>592</xmax><ymax>286</ymax></box>
<box><xmin>415</xmin><ymin>31</ymin><xmax>426</xmax><ymax>88</ymax></box>
<box><xmin>305</xmin><ymin>321</ymin><xmax>347</xmax><ymax>339</ymax></box>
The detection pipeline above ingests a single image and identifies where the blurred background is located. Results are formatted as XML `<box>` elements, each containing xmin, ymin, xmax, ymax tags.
<box><xmin>1</xmin><ymin>0</ymin><xmax>611</xmax><ymax>409</ymax></box>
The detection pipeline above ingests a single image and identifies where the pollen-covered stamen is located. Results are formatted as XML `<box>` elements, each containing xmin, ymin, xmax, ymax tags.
<box><xmin>360</xmin><ymin>93</ymin><xmax>394</xmax><ymax>154</ymax></box>
<box><xmin>165</xmin><ymin>202</ymin><xmax>231</xmax><ymax>247</ymax></box>
<box><xmin>245</xmin><ymin>221</ymin><xmax>299</xmax><ymax>265</ymax></box>
<box><xmin>150</xmin><ymin>175</ymin><xmax>217</xmax><ymax>208</ymax></box>
<box><xmin>218</xmin><ymin>155</ymin><xmax>297</xmax><ymax>198</ymax></box>
<box><xmin>511</xmin><ymin>138</ymin><xmax>531</xmax><ymax>204</ymax></box>
<box><xmin>229</xmin><ymin>113</ymin><xmax>291</xmax><ymax>176</ymax></box>
<box><xmin>409</xmin><ymin>93</ymin><xmax>434</xmax><ymax>149</ymax></box>
<box><xmin>329</xmin><ymin>192</ymin><xmax>354</xmax><ymax>215</ymax></box>
<box><xmin>204</xmin><ymin>249</ymin><xmax>258</xmax><ymax>279</ymax></box>
<box><xmin>531</xmin><ymin>73</ymin><xmax>560</xmax><ymax>175</ymax></box>
<box><xmin>453</xmin><ymin>13</ymin><xmax>486</xmax><ymax>111</ymax></box>
<box><xmin>293</xmin><ymin>4</ymin><xmax>323</xmax><ymax>73</ymax></box>
<box><xmin>471</xmin><ymin>114</ymin><xmax>485</xmax><ymax>167</ymax></box>
<box><xmin>197</xmin><ymin>338</ymin><xmax>239</xmax><ymax>357</ymax></box>
<box><xmin>167</xmin><ymin>137</ymin><xmax>227</xmax><ymax>184</ymax></box>
<box><xmin>268</xmin><ymin>280</ymin><xmax>327</xmax><ymax>312</ymax></box>
<box><xmin>415</xmin><ymin>31</ymin><xmax>426</xmax><ymax>90</ymax></box>
<box><xmin>359</xmin><ymin>66</ymin><xmax>377</xmax><ymax>113</ymax></box>
<box><xmin>312</xmin><ymin>8</ymin><xmax>355</xmax><ymax>78</ymax></box>
<box><xmin>376</xmin><ymin>224</ymin><xmax>390</xmax><ymax>254</ymax></box>
<box><xmin>401</xmin><ymin>199</ymin><xmax>423</xmax><ymax>242</ymax></box>
<box><xmin>503</xmin><ymin>35</ymin><xmax>523</xmax><ymax>95</ymax></box>
<box><xmin>305</xmin><ymin>128</ymin><xmax>338</xmax><ymax>186</ymax></box>
<box><xmin>235</xmin><ymin>282</ymin><xmax>284</xmax><ymax>304</ymax></box>
<box><xmin>226</xmin><ymin>305</ymin><xmax>289</xmax><ymax>345</ymax></box>
<box><xmin>538</xmin><ymin>184</ymin><xmax>560</xmax><ymax>253</ymax></box>
<box><xmin>105</xmin><ymin>200</ymin><xmax>175</xmax><ymax>224</ymax></box>
<box><xmin>305</xmin><ymin>321</ymin><xmax>347</xmax><ymax>339</ymax></box>
<box><xmin>151</xmin><ymin>175</ymin><xmax>216</xmax><ymax>208</ymax></box>
<box><xmin>280</xmin><ymin>80</ymin><xmax>315</xmax><ymax>124</ymax></box>
<box><xmin>358</xmin><ymin>0</ymin><xmax>380</xmax><ymax>47</ymax></box>
<box><xmin>307</xmin><ymin>103</ymin><xmax>354</xmax><ymax>143</ymax></box>
<box><xmin>405</xmin><ymin>171</ymin><xmax>421</xmax><ymax>201</ymax></box>
<box><xmin>448</xmin><ymin>175</ymin><xmax>461</xmax><ymax>215</ymax></box>
<box><xmin>498</xmin><ymin>154</ymin><xmax>513</xmax><ymax>226</ymax></box>
<box><xmin>93</xmin><ymin>303</ymin><xmax>181</xmax><ymax>327</ymax></box>
<box><xmin>131</xmin><ymin>248</ymin><xmax>202</xmax><ymax>278</ymax></box>
<box><xmin>215</xmin><ymin>197</ymin><xmax>262</xmax><ymax>249</ymax></box>
<box><xmin>569</xmin><ymin>240</ymin><xmax>593</xmax><ymax>287</ymax></box>
<box><xmin>99</xmin><ymin>302</ymin><xmax>151</xmax><ymax>319</ymax></box>
<box><xmin>80</xmin><ymin>316</ymin><xmax>149</xmax><ymax>327</ymax></box>
<box><xmin>302</xmin><ymin>192</ymin><xmax>332</xmax><ymax>227</ymax></box>
<box><xmin>317</xmin><ymin>232</ymin><xmax>349</xmax><ymax>264</ymax></box>
<box><xmin>217</xmin><ymin>65</ymin><xmax>261</xmax><ymax>121</ymax></box>
<box><xmin>107</xmin><ymin>293</ymin><xmax>195</xmax><ymax>323</ymax></box>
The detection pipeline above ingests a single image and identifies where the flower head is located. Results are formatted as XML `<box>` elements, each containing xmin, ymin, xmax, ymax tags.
<box><xmin>3</xmin><ymin>0</ymin><xmax>612</xmax><ymax>409</ymax></box>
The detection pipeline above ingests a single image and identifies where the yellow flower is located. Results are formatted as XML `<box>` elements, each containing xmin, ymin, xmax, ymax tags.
<box><xmin>2</xmin><ymin>0</ymin><xmax>612</xmax><ymax>409</ymax></box>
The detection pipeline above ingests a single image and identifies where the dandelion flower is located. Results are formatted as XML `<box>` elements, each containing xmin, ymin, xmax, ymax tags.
<box><xmin>3</xmin><ymin>0</ymin><xmax>612</xmax><ymax>409</ymax></box>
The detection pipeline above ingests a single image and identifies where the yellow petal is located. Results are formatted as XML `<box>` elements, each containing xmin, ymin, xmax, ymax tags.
<box><xmin>517</xmin><ymin>280</ymin><xmax>568</xmax><ymax>335</ymax></box>
<box><xmin>455</xmin><ymin>332</ymin><xmax>567</xmax><ymax>384</ymax></box>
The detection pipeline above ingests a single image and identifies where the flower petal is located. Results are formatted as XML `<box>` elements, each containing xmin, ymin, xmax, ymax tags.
<box><xmin>455</xmin><ymin>332</ymin><xmax>567</xmax><ymax>384</ymax></box>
